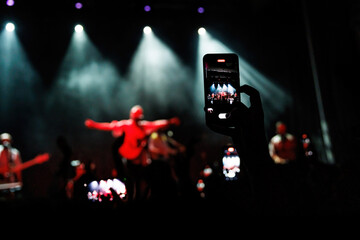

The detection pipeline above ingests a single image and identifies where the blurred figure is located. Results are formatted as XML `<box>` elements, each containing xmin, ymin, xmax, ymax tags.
<box><xmin>148</xmin><ymin>130</ymin><xmax>186</xmax><ymax>162</ymax></box>
<box><xmin>268</xmin><ymin>121</ymin><xmax>297</xmax><ymax>164</ymax></box>
<box><xmin>84</xmin><ymin>105</ymin><xmax>180</xmax><ymax>201</ymax></box>
<box><xmin>196</xmin><ymin>163</ymin><xmax>213</xmax><ymax>199</ymax></box>
<box><xmin>65</xmin><ymin>160</ymin><xmax>97</xmax><ymax>202</ymax></box>
<box><xmin>0</xmin><ymin>133</ymin><xmax>23</xmax><ymax>185</ymax></box>
<box><xmin>49</xmin><ymin>135</ymin><xmax>74</xmax><ymax>200</ymax></box>
<box><xmin>147</xmin><ymin>130</ymin><xmax>186</xmax><ymax>200</ymax></box>
<box><xmin>111</xmin><ymin>134</ymin><xmax>126</xmax><ymax>179</ymax></box>
<box><xmin>301</xmin><ymin>133</ymin><xmax>317</xmax><ymax>162</ymax></box>
<box><xmin>0</xmin><ymin>133</ymin><xmax>23</xmax><ymax>200</ymax></box>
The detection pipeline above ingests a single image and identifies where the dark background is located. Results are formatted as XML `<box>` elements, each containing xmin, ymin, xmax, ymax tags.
<box><xmin>0</xmin><ymin>0</ymin><xmax>359</xmax><ymax>199</ymax></box>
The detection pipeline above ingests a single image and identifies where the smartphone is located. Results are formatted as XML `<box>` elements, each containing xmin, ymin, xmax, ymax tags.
<box><xmin>87</xmin><ymin>178</ymin><xmax>127</xmax><ymax>202</ymax></box>
<box><xmin>203</xmin><ymin>53</ymin><xmax>241</xmax><ymax>127</ymax></box>
<box><xmin>222</xmin><ymin>144</ymin><xmax>240</xmax><ymax>180</ymax></box>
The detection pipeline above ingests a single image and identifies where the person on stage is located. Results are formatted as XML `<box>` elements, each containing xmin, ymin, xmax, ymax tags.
<box><xmin>84</xmin><ymin>105</ymin><xmax>180</xmax><ymax>201</ymax></box>
<box><xmin>268</xmin><ymin>121</ymin><xmax>298</xmax><ymax>164</ymax></box>
<box><xmin>0</xmin><ymin>133</ymin><xmax>23</xmax><ymax>184</ymax></box>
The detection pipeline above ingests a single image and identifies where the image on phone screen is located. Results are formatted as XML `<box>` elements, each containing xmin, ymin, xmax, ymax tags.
<box><xmin>203</xmin><ymin>54</ymin><xmax>240</xmax><ymax>108</ymax></box>
<box><xmin>203</xmin><ymin>53</ymin><xmax>241</xmax><ymax>124</ymax></box>
<box><xmin>222</xmin><ymin>145</ymin><xmax>240</xmax><ymax>180</ymax></box>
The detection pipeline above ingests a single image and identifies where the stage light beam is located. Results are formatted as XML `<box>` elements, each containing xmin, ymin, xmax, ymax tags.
<box><xmin>196</xmin><ymin>30</ymin><xmax>292</xmax><ymax>127</ymax></box>
<box><xmin>45</xmin><ymin>26</ymin><xmax>128</xmax><ymax>177</ymax></box>
<box><xmin>48</xmin><ymin>25</ymin><xmax>123</xmax><ymax>122</ymax></box>
<box><xmin>125</xmin><ymin>28</ymin><xmax>193</xmax><ymax>118</ymax></box>
<box><xmin>0</xmin><ymin>24</ymin><xmax>43</xmax><ymax>150</ymax></box>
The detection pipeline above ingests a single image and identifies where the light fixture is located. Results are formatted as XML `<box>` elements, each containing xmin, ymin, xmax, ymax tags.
<box><xmin>75</xmin><ymin>2</ymin><xmax>83</xmax><ymax>9</ymax></box>
<box><xmin>6</xmin><ymin>0</ymin><xmax>15</xmax><ymax>7</ymax></box>
<box><xmin>143</xmin><ymin>26</ymin><xmax>152</xmax><ymax>34</ymax></box>
<box><xmin>198</xmin><ymin>27</ymin><xmax>206</xmax><ymax>35</ymax></box>
<box><xmin>144</xmin><ymin>5</ymin><xmax>151</xmax><ymax>12</ymax></box>
<box><xmin>5</xmin><ymin>22</ymin><xmax>15</xmax><ymax>32</ymax></box>
<box><xmin>74</xmin><ymin>24</ymin><xmax>84</xmax><ymax>33</ymax></box>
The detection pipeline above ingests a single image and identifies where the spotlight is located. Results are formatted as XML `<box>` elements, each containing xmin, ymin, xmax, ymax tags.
<box><xmin>5</xmin><ymin>22</ymin><xmax>15</xmax><ymax>32</ymax></box>
<box><xmin>144</xmin><ymin>5</ymin><xmax>151</xmax><ymax>12</ymax></box>
<box><xmin>143</xmin><ymin>26</ymin><xmax>152</xmax><ymax>34</ymax></box>
<box><xmin>198</xmin><ymin>27</ymin><xmax>206</xmax><ymax>35</ymax></box>
<box><xmin>74</xmin><ymin>24</ymin><xmax>84</xmax><ymax>33</ymax></box>
<box><xmin>197</xmin><ymin>7</ymin><xmax>205</xmax><ymax>14</ymax></box>
<box><xmin>6</xmin><ymin>0</ymin><xmax>15</xmax><ymax>7</ymax></box>
<box><xmin>75</xmin><ymin>2</ymin><xmax>83</xmax><ymax>9</ymax></box>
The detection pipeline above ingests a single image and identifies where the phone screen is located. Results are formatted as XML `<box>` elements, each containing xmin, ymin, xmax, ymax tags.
<box><xmin>222</xmin><ymin>145</ymin><xmax>240</xmax><ymax>180</ymax></box>
<box><xmin>87</xmin><ymin>178</ymin><xmax>127</xmax><ymax>202</ymax></box>
<box><xmin>203</xmin><ymin>53</ymin><xmax>240</xmax><ymax>125</ymax></box>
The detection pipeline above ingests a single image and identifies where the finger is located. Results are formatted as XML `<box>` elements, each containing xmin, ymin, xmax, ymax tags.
<box><xmin>239</xmin><ymin>84</ymin><xmax>262</xmax><ymax>109</ymax></box>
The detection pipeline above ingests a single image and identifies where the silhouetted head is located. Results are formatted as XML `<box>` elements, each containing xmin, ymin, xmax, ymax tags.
<box><xmin>130</xmin><ymin>105</ymin><xmax>144</xmax><ymax>120</ymax></box>
<box><xmin>276</xmin><ymin>121</ymin><xmax>287</xmax><ymax>135</ymax></box>
<box><xmin>0</xmin><ymin>133</ymin><xmax>12</xmax><ymax>148</ymax></box>
<box><xmin>0</xmin><ymin>133</ymin><xmax>12</xmax><ymax>144</ymax></box>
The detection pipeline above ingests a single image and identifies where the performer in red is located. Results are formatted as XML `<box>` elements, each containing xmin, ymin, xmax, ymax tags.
<box><xmin>84</xmin><ymin>105</ymin><xmax>181</xmax><ymax>200</ymax></box>
<box><xmin>268</xmin><ymin>121</ymin><xmax>297</xmax><ymax>164</ymax></box>
<box><xmin>0</xmin><ymin>133</ymin><xmax>23</xmax><ymax>184</ymax></box>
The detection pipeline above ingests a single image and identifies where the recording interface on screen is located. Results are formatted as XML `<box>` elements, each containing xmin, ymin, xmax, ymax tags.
<box><xmin>204</xmin><ymin>61</ymin><xmax>240</xmax><ymax>106</ymax></box>
<box><xmin>222</xmin><ymin>146</ymin><xmax>240</xmax><ymax>180</ymax></box>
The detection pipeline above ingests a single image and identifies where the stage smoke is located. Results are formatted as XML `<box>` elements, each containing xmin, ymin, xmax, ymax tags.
<box><xmin>125</xmin><ymin>28</ymin><xmax>194</xmax><ymax>120</ymax></box>
<box><xmin>0</xmin><ymin>27</ymin><xmax>45</xmax><ymax>154</ymax></box>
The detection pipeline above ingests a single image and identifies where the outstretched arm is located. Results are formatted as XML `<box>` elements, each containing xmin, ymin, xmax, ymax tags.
<box><xmin>143</xmin><ymin>117</ymin><xmax>180</xmax><ymax>135</ymax></box>
<box><xmin>84</xmin><ymin>119</ymin><xmax>118</xmax><ymax>131</ymax></box>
